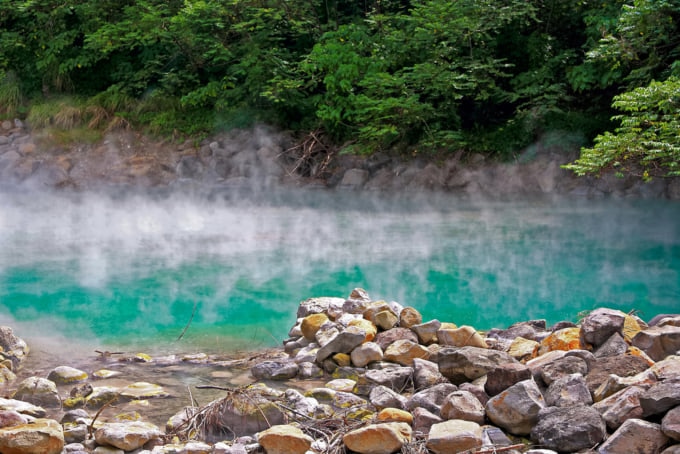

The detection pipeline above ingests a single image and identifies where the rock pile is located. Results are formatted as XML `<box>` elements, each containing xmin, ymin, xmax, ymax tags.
<box><xmin>1</xmin><ymin>289</ymin><xmax>680</xmax><ymax>453</ymax></box>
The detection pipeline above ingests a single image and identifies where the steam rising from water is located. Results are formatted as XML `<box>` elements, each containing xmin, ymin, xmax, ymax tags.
<box><xmin>1</xmin><ymin>186</ymin><xmax>679</xmax><ymax>354</ymax></box>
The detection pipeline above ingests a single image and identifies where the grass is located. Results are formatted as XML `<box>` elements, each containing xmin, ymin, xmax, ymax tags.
<box><xmin>0</xmin><ymin>70</ymin><xmax>24</xmax><ymax>116</ymax></box>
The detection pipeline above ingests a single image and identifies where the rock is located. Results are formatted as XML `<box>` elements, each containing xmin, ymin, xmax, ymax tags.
<box><xmin>399</xmin><ymin>307</ymin><xmax>422</xmax><ymax>329</ymax></box>
<box><xmin>592</xmin><ymin>368</ymin><xmax>657</xmax><ymax>402</ymax></box>
<box><xmin>251</xmin><ymin>360</ymin><xmax>299</xmax><ymax>380</ymax></box>
<box><xmin>12</xmin><ymin>377</ymin><xmax>61</xmax><ymax>408</ymax></box>
<box><xmin>652</xmin><ymin>355</ymin><xmax>680</xmax><ymax>380</ymax></box>
<box><xmin>119</xmin><ymin>381</ymin><xmax>169</xmax><ymax>400</ymax></box>
<box><xmin>507</xmin><ymin>337</ymin><xmax>539</xmax><ymax>361</ymax></box>
<box><xmin>316</xmin><ymin>326</ymin><xmax>367</xmax><ymax>363</ymax></box>
<box><xmin>0</xmin><ymin>398</ymin><xmax>46</xmax><ymax>418</ymax></box>
<box><xmin>541</xmin><ymin>355</ymin><xmax>589</xmax><ymax>387</ymax></box>
<box><xmin>412</xmin><ymin>358</ymin><xmax>447</xmax><ymax>390</ymax></box>
<box><xmin>459</xmin><ymin>382</ymin><xmax>489</xmax><ymax>406</ymax></box>
<box><xmin>406</xmin><ymin>383</ymin><xmax>458</xmax><ymax>416</ymax></box>
<box><xmin>662</xmin><ymin>446</ymin><xmax>680</xmax><ymax>454</ymax></box>
<box><xmin>581</xmin><ymin>308</ymin><xmax>626</xmax><ymax>347</ymax></box>
<box><xmin>538</xmin><ymin>327</ymin><xmax>584</xmax><ymax>354</ymax></box>
<box><xmin>440</xmin><ymin>390</ymin><xmax>485</xmax><ymax>424</ymax></box>
<box><xmin>437</xmin><ymin>325</ymin><xmax>487</xmax><ymax>348</ymax></box>
<box><xmin>296</xmin><ymin>297</ymin><xmax>345</xmax><ymax>318</ymax></box>
<box><xmin>376</xmin><ymin>408</ymin><xmax>413</xmax><ymax>424</ymax></box>
<box><xmin>412</xmin><ymin>407</ymin><xmax>442</xmax><ymax>434</ymax></box>
<box><xmin>365</xmin><ymin>366</ymin><xmax>413</xmax><ymax>392</ymax></box>
<box><xmin>593</xmin><ymin>385</ymin><xmax>646</xmax><ymax>430</ymax></box>
<box><xmin>594</xmin><ymin>332</ymin><xmax>629</xmax><ymax>358</ymax></box>
<box><xmin>300</xmin><ymin>313</ymin><xmax>329</xmax><ymax>341</ymax></box>
<box><xmin>425</xmin><ymin>420</ymin><xmax>483</xmax><ymax>454</ymax></box>
<box><xmin>633</xmin><ymin>325</ymin><xmax>680</xmax><ymax>361</ymax></box>
<box><xmin>485</xmin><ymin>379</ymin><xmax>545</xmax><ymax>436</ymax></box>
<box><xmin>623</xmin><ymin>314</ymin><xmax>643</xmax><ymax>342</ymax></box>
<box><xmin>326</xmin><ymin>378</ymin><xmax>356</xmax><ymax>392</ymax></box>
<box><xmin>0</xmin><ymin>410</ymin><xmax>28</xmax><ymax>428</ymax></box>
<box><xmin>369</xmin><ymin>385</ymin><xmax>408</xmax><ymax>410</ymax></box>
<box><xmin>531</xmin><ymin>405</ymin><xmax>606</xmax><ymax>453</ymax></box>
<box><xmin>0</xmin><ymin>326</ymin><xmax>29</xmax><ymax>364</ymax></box>
<box><xmin>544</xmin><ymin>373</ymin><xmax>592</xmax><ymax>407</ymax></box>
<box><xmin>205</xmin><ymin>391</ymin><xmax>286</xmax><ymax>440</ymax></box>
<box><xmin>586</xmin><ymin>354</ymin><xmax>651</xmax><ymax>394</ymax></box>
<box><xmin>257</xmin><ymin>425</ymin><xmax>313</xmax><ymax>454</ymax></box>
<box><xmin>597</xmin><ymin>418</ymin><xmax>669</xmax><ymax>454</ymax></box>
<box><xmin>94</xmin><ymin>421</ymin><xmax>162</xmax><ymax>451</ymax></box>
<box><xmin>383</xmin><ymin>339</ymin><xmax>430</xmax><ymax>366</ymax></box>
<box><xmin>374</xmin><ymin>310</ymin><xmax>399</xmax><ymax>331</ymax></box>
<box><xmin>297</xmin><ymin>361</ymin><xmax>323</xmax><ymax>379</ymax></box>
<box><xmin>485</xmin><ymin>362</ymin><xmax>532</xmax><ymax>396</ymax></box>
<box><xmin>640</xmin><ymin>380</ymin><xmax>680</xmax><ymax>417</ymax></box>
<box><xmin>342</xmin><ymin>422</ymin><xmax>411</xmax><ymax>454</ymax></box>
<box><xmin>339</xmin><ymin>168</ymin><xmax>369</xmax><ymax>189</ymax></box>
<box><xmin>411</xmin><ymin>320</ymin><xmax>442</xmax><ymax>345</ymax></box>
<box><xmin>47</xmin><ymin>366</ymin><xmax>89</xmax><ymax>385</ymax></box>
<box><xmin>0</xmin><ymin>418</ymin><xmax>64</xmax><ymax>454</ymax></box>
<box><xmin>342</xmin><ymin>288</ymin><xmax>373</xmax><ymax>315</ymax></box>
<box><xmin>663</xmin><ymin>406</ymin><xmax>680</xmax><ymax>441</ymax></box>
<box><xmin>351</xmin><ymin>342</ymin><xmax>383</xmax><ymax>367</ymax></box>
<box><xmin>347</xmin><ymin>319</ymin><xmax>378</xmax><ymax>342</ymax></box>
<box><xmin>438</xmin><ymin>346</ymin><xmax>517</xmax><ymax>384</ymax></box>
<box><xmin>374</xmin><ymin>328</ymin><xmax>419</xmax><ymax>350</ymax></box>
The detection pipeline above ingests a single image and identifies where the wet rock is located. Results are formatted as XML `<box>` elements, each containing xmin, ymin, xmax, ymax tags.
<box><xmin>438</xmin><ymin>346</ymin><xmax>517</xmax><ymax>384</ymax></box>
<box><xmin>383</xmin><ymin>339</ymin><xmax>430</xmax><ymax>366</ymax></box>
<box><xmin>119</xmin><ymin>382</ymin><xmax>169</xmax><ymax>401</ymax></box>
<box><xmin>365</xmin><ymin>366</ymin><xmax>413</xmax><ymax>392</ymax></box>
<box><xmin>251</xmin><ymin>360</ymin><xmax>299</xmax><ymax>380</ymax></box>
<box><xmin>663</xmin><ymin>406</ymin><xmax>680</xmax><ymax>442</ymax></box>
<box><xmin>374</xmin><ymin>328</ymin><xmax>419</xmax><ymax>350</ymax></box>
<box><xmin>581</xmin><ymin>308</ymin><xmax>626</xmax><ymax>347</ymax></box>
<box><xmin>440</xmin><ymin>390</ymin><xmax>485</xmax><ymax>424</ymax></box>
<box><xmin>342</xmin><ymin>422</ymin><xmax>411</xmax><ymax>454</ymax></box>
<box><xmin>47</xmin><ymin>366</ymin><xmax>88</xmax><ymax>385</ymax></box>
<box><xmin>0</xmin><ymin>418</ymin><xmax>64</xmax><ymax>454</ymax></box>
<box><xmin>412</xmin><ymin>358</ymin><xmax>447</xmax><ymax>390</ymax></box>
<box><xmin>369</xmin><ymin>385</ymin><xmax>408</xmax><ymax>410</ymax></box>
<box><xmin>544</xmin><ymin>373</ymin><xmax>592</xmax><ymax>407</ymax></box>
<box><xmin>633</xmin><ymin>324</ymin><xmax>680</xmax><ymax>361</ymax></box>
<box><xmin>485</xmin><ymin>379</ymin><xmax>546</xmax><ymax>436</ymax></box>
<box><xmin>531</xmin><ymin>405</ymin><xmax>606</xmax><ymax>453</ymax></box>
<box><xmin>94</xmin><ymin>421</ymin><xmax>162</xmax><ymax>451</ymax></box>
<box><xmin>594</xmin><ymin>332</ymin><xmax>629</xmax><ymax>358</ymax></box>
<box><xmin>12</xmin><ymin>377</ymin><xmax>61</xmax><ymax>408</ymax></box>
<box><xmin>399</xmin><ymin>307</ymin><xmax>422</xmax><ymax>329</ymax></box>
<box><xmin>425</xmin><ymin>420</ymin><xmax>483</xmax><ymax>454</ymax></box>
<box><xmin>593</xmin><ymin>385</ymin><xmax>646</xmax><ymax>430</ymax></box>
<box><xmin>406</xmin><ymin>383</ymin><xmax>458</xmax><ymax>416</ymax></box>
<box><xmin>410</xmin><ymin>319</ymin><xmax>442</xmax><ymax>345</ymax></box>
<box><xmin>597</xmin><ymin>418</ymin><xmax>669</xmax><ymax>454</ymax></box>
<box><xmin>257</xmin><ymin>425</ymin><xmax>313</xmax><ymax>454</ymax></box>
<box><xmin>640</xmin><ymin>380</ymin><xmax>680</xmax><ymax>417</ymax></box>
<box><xmin>485</xmin><ymin>362</ymin><xmax>532</xmax><ymax>396</ymax></box>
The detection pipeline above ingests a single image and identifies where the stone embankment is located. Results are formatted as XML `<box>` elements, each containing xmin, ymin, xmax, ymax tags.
<box><xmin>2</xmin><ymin>119</ymin><xmax>680</xmax><ymax>198</ymax></box>
<box><xmin>1</xmin><ymin>289</ymin><xmax>680</xmax><ymax>453</ymax></box>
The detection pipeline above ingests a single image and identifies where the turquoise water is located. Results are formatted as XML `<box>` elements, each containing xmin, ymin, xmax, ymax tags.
<box><xmin>1</xmin><ymin>188</ymin><xmax>679</xmax><ymax>354</ymax></box>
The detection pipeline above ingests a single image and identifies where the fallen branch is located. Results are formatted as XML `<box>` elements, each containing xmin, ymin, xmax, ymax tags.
<box><xmin>177</xmin><ymin>301</ymin><xmax>198</xmax><ymax>341</ymax></box>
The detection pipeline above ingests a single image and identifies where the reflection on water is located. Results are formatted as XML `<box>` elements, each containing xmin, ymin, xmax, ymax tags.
<box><xmin>1</xmin><ymin>187</ymin><xmax>679</xmax><ymax>355</ymax></box>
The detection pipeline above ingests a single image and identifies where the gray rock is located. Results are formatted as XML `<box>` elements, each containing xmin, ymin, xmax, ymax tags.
<box><xmin>12</xmin><ymin>377</ymin><xmax>61</xmax><ymax>408</ymax></box>
<box><xmin>485</xmin><ymin>362</ymin><xmax>532</xmax><ymax>396</ymax></box>
<box><xmin>438</xmin><ymin>346</ymin><xmax>517</xmax><ymax>385</ymax></box>
<box><xmin>251</xmin><ymin>360</ymin><xmax>299</xmax><ymax>380</ymax></box>
<box><xmin>0</xmin><ymin>397</ymin><xmax>46</xmax><ymax>418</ymax></box>
<box><xmin>662</xmin><ymin>445</ymin><xmax>680</xmax><ymax>454</ymax></box>
<box><xmin>297</xmin><ymin>362</ymin><xmax>323</xmax><ymax>379</ymax></box>
<box><xmin>594</xmin><ymin>332</ymin><xmax>629</xmax><ymax>358</ymax></box>
<box><xmin>663</xmin><ymin>405</ymin><xmax>680</xmax><ymax>441</ymax></box>
<box><xmin>531</xmin><ymin>405</ymin><xmax>606</xmax><ymax>453</ymax></box>
<box><xmin>374</xmin><ymin>327</ymin><xmax>419</xmax><ymax>351</ymax></box>
<box><xmin>365</xmin><ymin>366</ymin><xmax>413</xmax><ymax>392</ymax></box>
<box><xmin>406</xmin><ymin>383</ymin><xmax>458</xmax><ymax>416</ymax></box>
<box><xmin>411</xmin><ymin>319</ymin><xmax>442</xmax><ymax>345</ymax></box>
<box><xmin>296</xmin><ymin>297</ymin><xmax>345</xmax><ymax>318</ymax></box>
<box><xmin>641</xmin><ymin>380</ymin><xmax>680</xmax><ymax>417</ymax></box>
<box><xmin>581</xmin><ymin>308</ymin><xmax>626</xmax><ymax>347</ymax></box>
<box><xmin>341</xmin><ymin>288</ymin><xmax>372</xmax><ymax>314</ymax></box>
<box><xmin>351</xmin><ymin>342</ymin><xmax>383</xmax><ymax>367</ymax></box>
<box><xmin>412</xmin><ymin>358</ymin><xmax>447</xmax><ymax>390</ymax></box>
<box><xmin>368</xmin><ymin>385</ymin><xmax>408</xmax><ymax>411</ymax></box>
<box><xmin>544</xmin><ymin>373</ymin><xmax>592</xmax><ymax>407</ymax></box>
<box><xmin>316</xmin><ymin>327</ymin><xmax>366</xmax><ymax>363</ymax></box>
<box><xmin>541</xmin><ymin>355</ymin><xmax>588</xmax><ymax>385</ymax></box>
<box><xmin>426</xmin><ymin>420</ymin><xmax>483</xmax><ymax>454</ymax></box>
<box><xmin>412</xmin><ymin>406</ymin><xmax>442</xmax><ymax>434</ymax></box>
<box><xmin>459</xmin><ymin>382</ymin><xmax>489</xmax><ymax>406</ymax></box>
<box><xmin>486</xmin><ymin>379</ymin><xmax>545</xmax><ymax>436</ymax></box>
<box><xmin>633</xmin><ymin>324</ymin><xmax>680</xmax><ymax>361</ymax></box>
<box><xmin>597</xmin><ymin>418</ymin><xmax>669</xmax><ymax>454</ymax></box>
<box><xmin>338</xmin><ymin>168</ymin><xmax>369</xmax><ymax>188</ymax></box>
<box><xmin>593</xmin><ymin>385</ymin><xmax>646</xmax><ymax>430</ymax></box>
<box><xmin>440</xmin><ymin>390</ymin><xmax>485</xmax><ymax>424</ymax></box>
<box><xmin>586</xmin><ymin>354</ymin><xmax>651</xmax><ymax>394</ymax></box>
<box><xmin>0</xmin><ymin>410</ymin><xmax>28</xmax><ymax>428</ymax></box>
<box><xmin>94</xmin><ymin>421</ymin><xmax>162</xmax><ymax>451</ymax></box>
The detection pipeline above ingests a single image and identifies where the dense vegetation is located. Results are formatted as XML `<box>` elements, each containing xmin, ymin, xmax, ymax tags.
<box><xmin>1</xmin><ymin>0</ymin><xmax>678</xmax><ymax>179</ymax></box>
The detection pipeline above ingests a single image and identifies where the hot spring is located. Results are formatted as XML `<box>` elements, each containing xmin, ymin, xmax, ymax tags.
<box><xmin>1</xmin><ymin>187</ymin><xmax>679</xmax><ymax>357</ymax></box>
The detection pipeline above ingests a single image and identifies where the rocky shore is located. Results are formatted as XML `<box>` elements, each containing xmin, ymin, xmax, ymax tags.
<box><xmin>1</xmin><ymin>288</ymin><xmax>679</xmax><ymax>453</ymax></box>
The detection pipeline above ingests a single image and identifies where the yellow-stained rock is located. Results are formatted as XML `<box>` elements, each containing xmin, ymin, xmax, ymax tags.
<box><xmin>623</xmin><ymin>315</ymin><xmax>642</xmax><ymax>342</ymax></box>
<box><xmin>538</xmin><ymin>327</ymin><xmax>585</xmax><ymax>355</ymax></box>
<box><xmin>399</xmin><ymin>307</ymin><xmax>422</xmax><ymax>329</ymax></box>
<box><xmin>437</xmin><ymin>325</ymin><xmax>487</xmax><ymax>348</ymax></box>
<box><xmin>384</xmin><ymin>339</ymin><xmax>430</xmax><ymax>366</ymax></box>
<box><xmin>343</xmin><ymin>422</ymin><xmax>412</xmax><ymax>454</ymax></box>
<box><xmin>333</xmin><ymin>353</ymin><xmax>352</xmax><ymax>367</ymax></box>
<box><xmin>627</xmin><ymin>346</ymin><xmax>655</xmax><ymax>366</ymax></box>
<box><xmin>47</xmin><ymin>366</ymin><xmax>88</xmax><ymax>384</ymax></box>
<box><xmin>119</xmin><ymin>382</ymin><xmax>168</xmax><ymax>401</ymax></box>
<box><xmin>375</xmin><ymin>310</ymin><xmax>399</xmax><ymax>331</ymax></box>
<box><xmin>508</xmin><ymin>337</ymin><xmax>539</xmax><ymax>362</ymax></box>
<box><xmin>0</xmin><ymin>418</ymin><xmax>64</xmax><ymax>454</ymax></box>
<box><xmin>258</xmin><ymin>425</ymin><xmax>313</xmax><ymax>454</ymax></box>
<box><xmin>301</xmin><ymin>313</ymin><xmax>329</xmax><ymax>341</ymax></box>
<box><xmin>348</xmin><ymin>318</ymin><xmax>377</xmax><ymax>342</ymax></box>
<box><xmin>377</xmin><ymin>408</ymin><xmax>414</xmax><ymax>425</ymax></box>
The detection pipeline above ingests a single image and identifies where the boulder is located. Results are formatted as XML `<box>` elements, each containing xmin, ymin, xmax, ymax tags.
<box><xmin>342</xmin><ymin>288</ymin><xmax>373</xmax><ymax>315</ymax></box>
<box><xmin>437</xmin><ymin>326</ymin><xmax>487</xmax><ymax>348</ymax></box>
<box><xmin>438</xmin><ymin>346</ymin><xmax>517</xmax><ymax>384</ymax></box>
<box><xmin>94</xmin><ymin>421</ymin><xmax>161</xmax><ymax>451</ymax></box>
<box><xmin>257</xmin><ymin>425</ymin><xmax>313</xmax><ymax>454</ymax></box>
<box><xmin>0</xmin><ymin>398</ymin><xmax>46</xmax><ymax>418</ymax></box>
<box><xmin>300</xmin><ymin>313</ymin><xmax>329</xmax><ymax>341</ymax></box>
<box><xmin>439</xmin><ymin>390</ymin><xmax>485</xmax><ymax>424</ymax></box>
<box><xmin>368</xmin><ymin>385</ymin><xmax>408</xmax><ymax>411</ymax></box>
<box><xmin>581</xmin><ymin>308</ymin><xmax>626</xmax><ymax>347</ymax></box>
<box><xmin>0</xmin><ymin>418</ymin><xmax>64</xmax><ymax>454</ymax></box>
<box><xmin>316</xmin><ymin>326</ymin><xmax>367</xmax><ymax>363</ymax></box>
<box><xmin>383</xmin><ymin>339</ymin><xmax>430</xmax><ymax>366</ymax></box>
<box><xmin>399</xmin><ymin>307</ymin><xmax>422</xmax><ymax>329</ymax></box>
<box><xmin>633</xmin><ymin>325</ymin><xmax>680</xmax><ymax>361</ymax></box>
<box><xmin>585</xmin><ymin>354</ymin><xmax>651</xmax><ymax>394</ymax></box>
<box><xmin>538</xmin><ymin>327</ymin><xmax>584</xmax><ymax>354</ymax></box>
<box><xmin>12</xmin><ymin>377</ymin><xmax>61</xmax><ymax>408</ymax></box>
<box><xmin>0</xmin><ymin>410</ymin><xmax>28</xmax><ymax>428</ymax></box>
<box><xmin>425</xmin><ymin>420</ymin><xmax>483</xmax><ymax>454</ymax></box>
<box><xmin>411</xmin><ymin>320</ymin><xmax>442</xmax><ymax>345</ymax></box>
<box><xmin>347</xmin><ymin>319</ymin><xmax>378</xmax><ymax>342</ymax></box>
<box><xmin>544</xmin><ymin>373</ymin><xmax>592</xmax><ymax>407</ymax></box>
<box><xmin>351</xmin><ymin>342</ymin><xmax>383</xmax><ymax>367</ymax></box>
<box><xmin>365</xmin><ymin>366</ymin><xmax>413</xmax><ymax>392</ymax></box>
<box><xmin>374</xmin><ymin>328</ymin><xmax>419</xmax><ymax>350</ymax></box>
<box><xmin>663</xmin><ymin>406</ymin><xmax>680</xmax><ymax>441</ymax></box>
<box><xmin>374</xmin><ymin>310</ymin><xmax>399</xmax><ymax>331</ymax></box>
<box><xmin>507</xmin><ymin>337</ymin><xmax>539</xmax><ymax>361</ymax></box>
<box><xmin>485</xmin><ymin>379</ymin><xmax>545</xmax><ymax>436</ymax></box>
<box><xmin>594</xmin><ymin>332</ymin><xmax>629</xmax><ymax>358</ymax></box>
<box><xmin>411</xmin><ymin>407</ymin><xmax>442</xmax><ymax>434</ymax></box>
<box><xmin>592</xmin><ymin>385</ymin><xmax>646</xmax><ymax>430</ymax></box>
<box><xmin>296</xmin><ymin>297</ymin><xmax>345</xmax><ymax>318</ymax></box>
<box><xmin>406</xmin><ymin>383</ymin><xmax>458</xmax><ymax>416</ymax></box>
<box><xmin>597</xmin><ymin>418</ymin><xmax>669</xmax><ymax>454</ymax></box>
<box><xmin>640</xmin><ymin>380</ymin><xmax>680</xmax><ymax>417</ymax></box>
<box><xmin>531</xmin><ymin>405</ymin><xmax>606</xmax><ymax>452</ymax></box>
<box><xmin>118</xmin><ymin>382</ymin><xmax>169</xmax><ymax>401</ymax></box>
<box><xmin>412</xmin><ymin>358</ymin><xmax>447</xmax><ymax>390</ymax></box>
<box><xmin>376</xmin><ymin>408</ymin><xmax>413</xmax><ymax>424</ymax></box>
<box><xmin>251</xmin><ymin>361</ymin><xmax>299</xmax><ymax>380</ymax></box>
<box><xmin>485</xmin><ymin>362</ymin><xmax>532</xmax><ymax>396</ymax></box>
<box><xmin>540</xmin><ymin>355</ymin><xmax>588</xmax><ymax>385</ymax></box>
<box><xmin>342</xmin><ymin>422</ymin><xmax>411</xmax><ymax>454</ymax></box>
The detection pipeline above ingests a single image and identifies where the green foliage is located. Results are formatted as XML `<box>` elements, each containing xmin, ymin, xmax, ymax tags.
<box><xmin>0</xmin><ymin>70</ymin><xmax>23</xmax><ymax>116</ymax></box>
<box><xmin>564</xmin><ymin>77</ymin><xmax>680</xmax><ymax>179</ymax></box>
